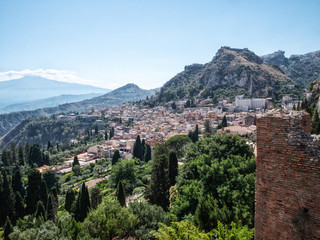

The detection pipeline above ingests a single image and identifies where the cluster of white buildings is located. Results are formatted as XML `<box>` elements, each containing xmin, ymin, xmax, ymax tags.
<box><xmin>235</xmin><ymin>95</ymin><xmax>266</xmax><ymax>111</ymax></box>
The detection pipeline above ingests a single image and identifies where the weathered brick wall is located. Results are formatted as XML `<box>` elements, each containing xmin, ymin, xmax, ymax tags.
<box><xmin>255</xmin><ymin>111</ymin><xmax>320</xmax><ymax>240</ymax></box>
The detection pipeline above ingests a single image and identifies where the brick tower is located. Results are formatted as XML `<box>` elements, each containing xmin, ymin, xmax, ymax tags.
<box><xmin>255</xmin><ymin>111</ymin><xmax>320</xmax><ymax>239</ymax></box>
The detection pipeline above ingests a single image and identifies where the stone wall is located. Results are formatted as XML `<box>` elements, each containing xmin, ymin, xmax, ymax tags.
<box><xmin>255</xmin><ymin>110</ymin><xmax>320</xmax><ymax>239</ymax></box>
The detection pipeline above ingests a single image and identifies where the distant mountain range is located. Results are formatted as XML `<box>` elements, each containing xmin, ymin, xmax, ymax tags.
<box><xmin>0</xmin><ymin>93</ymin><xmax>105</xmax><ymax>114</ymax></box>
<box><xmin>0</xmin><ymin>83</ymin><xmax>158</xmax><ymax>138</ymax></box>
<box><xmin>0</xmin><ymin>76</ymin><xmax>110</xmax><ymax>108</ymax></box>
<box><xmin>157</xmin><ymin>47</ymin><xmax>297</xmax><ymax>103</ymax></box>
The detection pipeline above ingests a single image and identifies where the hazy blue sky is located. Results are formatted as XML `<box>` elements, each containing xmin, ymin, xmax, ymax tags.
<box><xmin>0</xmin><ymin>0</ymin><xmax>319</xmax><ymax>89</ymax></box>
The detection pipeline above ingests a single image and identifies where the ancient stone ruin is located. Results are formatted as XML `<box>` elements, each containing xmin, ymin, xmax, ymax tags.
<box><xmin>255</xmin><ymin>110</ymin><xmax>320</xmax><ymax>239</ymax></box>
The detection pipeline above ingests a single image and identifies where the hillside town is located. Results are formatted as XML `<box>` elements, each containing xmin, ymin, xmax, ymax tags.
<box><xmin>51</xmin><ymin>94</ymin><xmax>294</xmax><ymax>165</ymax></box>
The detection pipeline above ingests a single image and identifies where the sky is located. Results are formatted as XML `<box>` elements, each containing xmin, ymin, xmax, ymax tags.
<box><xmin>0</xmin><ymin>0</ymin><xmax>319</xmax><ymax>90</ymax></box>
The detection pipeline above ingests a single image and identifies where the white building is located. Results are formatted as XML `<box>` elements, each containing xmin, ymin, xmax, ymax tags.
<box><xmin>235</xmin><ymin>95</ymin><xmax>266</xmax><ymax>111</ymax></box>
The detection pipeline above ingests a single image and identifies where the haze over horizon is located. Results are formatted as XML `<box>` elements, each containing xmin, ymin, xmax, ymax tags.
<box><xmin>1</xmin><ymin>0</ymin><xmax>319</xmax><ymax>90</ymax></box>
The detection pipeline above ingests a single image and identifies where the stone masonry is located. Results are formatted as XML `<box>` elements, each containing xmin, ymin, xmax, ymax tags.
<box><xmin>255</xmin><ymin>110</ymin><xmax>320</xmax><ymax>239</ymax></box>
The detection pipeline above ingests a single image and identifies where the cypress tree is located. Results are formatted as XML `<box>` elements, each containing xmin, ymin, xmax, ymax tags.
<box><xmin>65</xmin><ymin>189</ymin><xmax>76</xmax><ymax>213</ymax></box>
<box><xmin>112</xmin><ymin>150</ymin><xmax>121</xmax><ymax>165</ymax></box>
<box><xmin>14</xmin><ymin>192</ymin><xmax>25</xmax><ymax>220</ymax></box>
<box><xmin>47</xmin><ymin>193</ymin><xmax>57</xmax><ymax>221</ymax></box>
<box><xmin>25</xmin><ymin>169</ymin><xmax>42</xmax><ymax>215</ymax></box>
<box><xmin>144</xmin><ymin>144</ymin><xmax>152</xmax><ymax>162</ymax></box>
<box><xmin>4</xmin><ymin>216</ymin><xmax>13</xmax><ymax>240</ymax></box>
<box><xmin>168</xmin><ymin>151</ymin><xmax>178</xmax><ymax>186</ymax></box>
<box><xmin>79</xmin><ymin>183</ymin><xmax>90</xmax><ymax>222</ymax></box>
<box><xmin>94</xmin><ymin>125</ymin><xmax>98</xmax><ymax>135</ymax></box>
<box><xmin>72</xmin><ymin>155</ymin><xmax>80</xmax><ymax>167</ymax></box>
<box><xmin>204</xmin><ymin>119</ymin><xmax>212</xmax><ymax>133</ymax></box>
<box><xmin>10</xmin><ymin>143</ymin><xmax>17</xmax><ymax>165</ymax></box>
<box><xmin>0</xmin><ymin>171</ymin><xmax>15</xmax><ymax>226</ymax></box>
<box><xmin>133</xmin><ymin>135</ymin><xmax>143</xmax><ymax>160</ymax></box>
<box><xmin>188</xmin><ymin>125</ymin><xmax>199</xmax><ymax>143</ymax></box>
<box><xmin>109</xmin><ymin>127</ymin><xmax>115</xmax><ymax>139</ymax></box>
<box><xmin>35</xmin><ymin>200</ymin><xmax>46</xmax><ymax>220</ymax></box>
<box><xmin>1</xmin><ymin>150</ymin><xmax>11</xmax><ymax>166</ymax></box>
<box><xmin>48</xmin><ymin>187</ymin><xmax>59</xmax><ymax>220</ymax></box>
<box><xmin>18</xmin><ymin>146</ymin><xmax>24</xmax><ymax>166</ymax></box>
<box><xmin>72</xmin><ymin>192</ymin><xmax>81</xmax><ymax>221</ymax></box>
<box><xmin>141</xmin><ymin>139</ymin><xmax>146</xmax><ymax>158</ymax></box>
<box><xmin>194</xmin><ymin>124</ymin><xmax>199</xmax><ymax>142</ymax></box>
<box><xmin>24</xmin><ymin>142</ymin><xmax>30</xmax><ymax>164</ymax></box>
<box><xmin>117</xmin><ymin>181</ymin><xmax>126</xmax><ymax>207</ymax></box>
<box><xmin>222</xmin><ymin>115</ymin><xmax>228</xmax><ymax>127</ymax></box>
<box><xmin>145</xmin><ymin>142</ymin><xmax>170</xmax><ymax>210</ymax></box>
<box><xmin>40</xmin><ymin>180</ymin><xmax>48</xmax><ymax>209</ymax></box>
<box><xmin>29</xmin><ymin>144</ymin><xmax>42</xmax><ymax>166</ymax></box>
<box><xmin>293</xmin><ymin>103</ymin><xmax>296</xmax><ymax>110</ymax></box>
<box><xmin>90</xmin><ymin>186</ymin><xmax>102</xmax><ymax>209</ymax></box>
<box><xmin>50</xmin><ymin>186</ymin><xmax>58</xmax><ymax>208</ymax></box>
<box><xmin>12</xmin><ymin>168</ymin><xmax>25</xmax><ymax>197</ymax></box>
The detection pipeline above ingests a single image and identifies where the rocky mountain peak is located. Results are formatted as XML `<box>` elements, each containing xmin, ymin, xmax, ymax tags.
<box><xmin>116</xmin><ymin>83</ymin><xmax>140</xmax><ymax>91</ymax></box>
<box><xmin>158</xmin><ymin>47</ymin><xmax>293</xmax><ymax>103</ymax></box>
<box><xmin>261</xmin><ymin>50</ymin><xmax>289</xmax><ymax>66</ymax></box>
<box><xmin>216</xmin><ymin>47</ymin><xmax>263</xmax><ymax>65</ymax></box>
<box><xmin>262</xmin><ymin>49</ymin><xmax>320</xmax><ymax>86</ymax></box>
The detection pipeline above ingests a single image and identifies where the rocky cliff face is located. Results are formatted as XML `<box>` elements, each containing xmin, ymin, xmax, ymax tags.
<box><xmin>260</xmin><ymin>50</ymin><xmax>288</xmax><ymax>67</ymax></box>
<box><xmin>158</xmin><ymin>47</ymin><xmax>293</xmax><ymax>102</ymax></box>
<box><xmin>261</xmin><ymin>50</ymin><xmax>320</xmax><ymax>87</ymax></box>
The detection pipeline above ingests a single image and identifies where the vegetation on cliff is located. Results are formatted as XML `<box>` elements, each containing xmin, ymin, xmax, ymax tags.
<box><xmin>0</xmin><ymin>132</ymin><xmax>255</xmax><ymax>239</ymax></box>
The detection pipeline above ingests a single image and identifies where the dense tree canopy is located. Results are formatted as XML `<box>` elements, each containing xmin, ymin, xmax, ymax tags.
<box><xmin>82</xmin><ymin>197</ymin><xmax>137</xmax><ymax>239</ymax></box>
<box><xmin>0</xmin><ymin>125</ymin><xmax>256</xmax><ymax>239</ymax></box>
<box><xmin>166</xmin><ymin>135</ymin><xmax>191</xmax><ymax>156</ymax></box>
<box><xmin>110</xmin><ymin>158</ymin><xmax>137</xmax><ymax>194</ymax></box>
<box><xmin>171</xmin><ymin>134</ymin><xmax>256</xmax><ymax>229</ymax></box>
